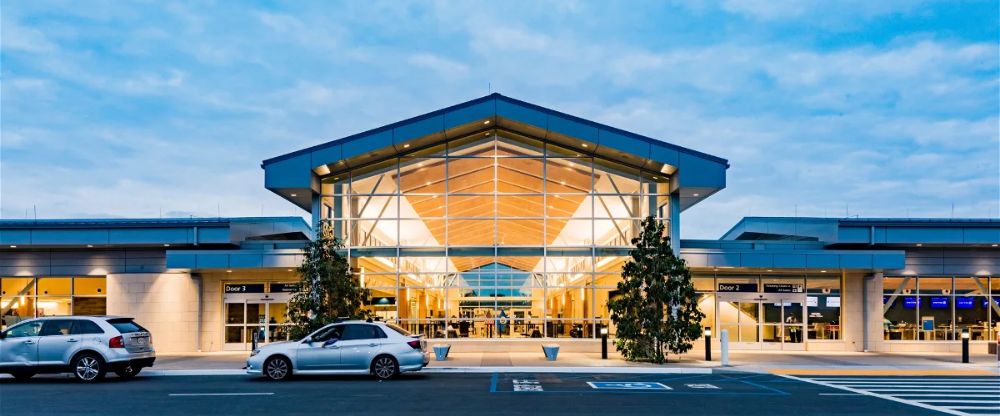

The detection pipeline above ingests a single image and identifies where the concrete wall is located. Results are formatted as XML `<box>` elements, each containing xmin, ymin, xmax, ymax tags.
<box><xmin>199</xmin><ymin>273</ymin><xmax>225</xmax><ymax>352</ymax></box>
<box><xmin>106</xmin><ymin>272</ymin><xmax>199</xmax><ymax>353</ymax></box>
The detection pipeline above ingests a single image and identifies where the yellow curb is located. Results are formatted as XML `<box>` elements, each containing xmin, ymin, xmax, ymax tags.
<box><xmin>770</xmin><ymin>368</ymin><xmax>998</xmax><ymax>376</ymax></box>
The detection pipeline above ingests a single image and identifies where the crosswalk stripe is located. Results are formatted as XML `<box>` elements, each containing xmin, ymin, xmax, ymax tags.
<box><xmin>777</xmin><ymin>374</ymin><xmax>967</xmax><ymax>416</ymax></box>
<box><xmin>917</xmin><ymin>400</ymin><xmax>1000</xmax><ymax>404</ymax></box>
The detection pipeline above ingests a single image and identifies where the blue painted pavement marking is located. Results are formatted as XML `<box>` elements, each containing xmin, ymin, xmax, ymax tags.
<box><xmin>587</xmin><ymin>381</ymin><xmax>672</xmax><ymax>391</ymax></box>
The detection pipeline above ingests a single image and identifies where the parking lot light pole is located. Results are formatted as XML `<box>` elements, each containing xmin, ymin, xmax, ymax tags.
<box><xmin>704</xmin><ymin>327</ymin><xmax>712</xmax><ymax>361</ymax></box>
<box><xmin>961</xmin><ymin>328</ymin><xmax>969</xmax><ymax>363</ymax></box>
<box><xmin>601</xmin><ymin>327</ymin><xmax>609</xmax><ymax>360</ymax></box>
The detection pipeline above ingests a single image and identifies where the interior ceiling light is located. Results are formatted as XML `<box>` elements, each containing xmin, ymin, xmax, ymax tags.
<box><xmin>87</xmin><ymin>245</ymin><xmax>94</xmax><ymax>248</ymax></box>
<box><xmin>916</xmin><ymin>243</ymin><xmax>923</xmax><ymax>247</ymax></box>
<box><xmin>9</xmin><ymin>245</ymin><xmax>16</xmax><ymax>248</ymax></box>
<box><xmin>403</xmin><ymin>143</ymin><xmax>410</xmax><ymax>148</ymax></box>
<box><xmin>693</xmin><ymin>193</ymin><xmax>700</xmax><ymax>197</ymax></box>
<box><xmin>581</xmin><ymin>143</ymin><xmax>588</xmax><ymax>148</ymax></box>
<box><xmin>290</xmin><ymin>193</ymin><xmax>297</xmax><ymax>197</ymax></box>
<box><xmin>483</xmin><ymin>120</ymin><xmax>491</xmax><ymax>125</ymax></box>
<box><xmin>163</xmin><ymin>244</ymin><xmax>170</xmax><ymax>247</ymax></box>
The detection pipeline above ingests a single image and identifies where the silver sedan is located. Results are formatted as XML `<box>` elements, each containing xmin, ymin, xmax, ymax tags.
<box><xmin>246</xmin><ymin>320</ymin><xmax>429</xmax><ymax>381</ymax></box>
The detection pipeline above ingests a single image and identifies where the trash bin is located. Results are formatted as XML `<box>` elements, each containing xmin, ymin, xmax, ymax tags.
<box><xmin>433</xmin><ymin>344</ymin><xmax>451</xmax><ymax>361</ymax></box>
<box><xmin>542</xmin><ymin>344</ymin><xmax>560</xmax><ymax>361</ymax></box>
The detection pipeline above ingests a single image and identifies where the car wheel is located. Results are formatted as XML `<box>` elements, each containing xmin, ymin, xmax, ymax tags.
<box><xmin>73</xmin><ymin>353</ymin><xmax>106</xmax><ymax>383</ymax></box>
<box><xmin>371</xmin><ymin>355</ymin><xmax>398</xmax><ymax>380</ymax></box>
<box><xmin>114</xmin><ymin>365</ymin><xmax>141</xmax><ymax>379</ymax></box>
<box><xmin>263</xmin><ymin>356</ymin><xmax>292</xmax><ymax>381</ymax></box>
<box><xmin>11</xmin><ymin>372</ymin><xmax>35</xmax><ymax>380</ymax></box>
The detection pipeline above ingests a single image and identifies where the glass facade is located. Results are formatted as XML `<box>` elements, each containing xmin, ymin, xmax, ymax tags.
<box><xmin>883</xmin><ymin>275</ymin><xmax>998</xmax><ymax>341</ymax></box>
<box><xmin>693</xmin><ymin>272</ymin><xmax>843</xmax><ymax>345</ymax></box>
<box><xmin>0</xmin><ymin>276</ymin><xmax>107</xmax><ymax>329</ymax></box>
<box><xmin>320</xmin><ymin>132</ymin><xmax>671</xmax><ymax>338</ymax></box>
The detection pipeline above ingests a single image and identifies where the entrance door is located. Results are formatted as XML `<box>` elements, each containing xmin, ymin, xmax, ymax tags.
<box><xmin>718</xmin><ymin>296</ymin><xmax>761</xmax><ymax>348</ymax></box>
<box><xmin>717</xmin><ymin>294</ymin><xmax>806</xmax><ymax>350</ymax></box>
<box><xmin>762</xmin><ymin>298</ymin><xmax>805</xmax><ymax>351</ymax></box>
<box><xmin>223</xmin><ymin>294</ymin><xmax>292</xmax><ymax>351</ymax></box>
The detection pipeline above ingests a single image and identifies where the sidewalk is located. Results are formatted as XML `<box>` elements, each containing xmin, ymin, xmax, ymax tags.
<box><xmin>150</xmin><ymin>349</ymin><xmax>1000</xmax><ymax>376</ymax></box>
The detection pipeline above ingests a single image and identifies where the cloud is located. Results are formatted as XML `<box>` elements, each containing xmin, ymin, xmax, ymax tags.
<box><xmin>0</xmin><ymin>1</ymin><xmax>996</xmax><ymax>238</ymax></box>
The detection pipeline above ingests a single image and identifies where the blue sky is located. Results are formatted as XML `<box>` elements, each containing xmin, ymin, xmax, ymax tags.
<box><xmin>1</xmin><ymin>1</ymin><xmax>998</xmax><ymax>239</ymax></box>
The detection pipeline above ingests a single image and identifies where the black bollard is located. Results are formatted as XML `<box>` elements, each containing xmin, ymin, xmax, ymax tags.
<box><xmin>705</xmin><ymin>327</ymin><xmax>712</xmax><ymax>361</ymax></box>
<box><xmin>961</xmin><ymin>328</ymin><xmax>969</xmax><ymax>363</ymax></box>
<box><xmin>601</xmin><ymin>327</ymin><xmax>608</xmax><ymax>360</ymax></box>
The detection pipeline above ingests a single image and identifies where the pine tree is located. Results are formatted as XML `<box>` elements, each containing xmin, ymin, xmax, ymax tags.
<box><xmin>286</xmin><ymin>224</ymin><xmax>370</xmax><ymax>339</ymax></box>
<box><xmin>608</xmin><ymin>217</ymin><xmax>705</xmax><ymax>363</ymax></box>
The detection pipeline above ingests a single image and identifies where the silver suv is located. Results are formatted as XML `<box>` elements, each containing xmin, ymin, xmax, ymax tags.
<box><xmin>0</xmin><ymin>316</ymin><xmax>155</xmax><ymax>382</ymax></box>
<box><xmin>246</xmin><ymin>320</ymin><xmax>429</xmax><ymax>381</ymax></box>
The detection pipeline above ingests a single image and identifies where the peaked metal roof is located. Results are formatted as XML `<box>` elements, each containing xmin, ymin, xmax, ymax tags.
<box><xmin>262</xmin><ymin>93</ymin><xmax>728</xmax><ymax>212</ymax></box>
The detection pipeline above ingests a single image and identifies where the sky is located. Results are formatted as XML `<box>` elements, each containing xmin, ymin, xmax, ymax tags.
<box><xmin>1</xmin><ymin>0</ymin><xmax>998</xmax><ymax>239</ymax></box>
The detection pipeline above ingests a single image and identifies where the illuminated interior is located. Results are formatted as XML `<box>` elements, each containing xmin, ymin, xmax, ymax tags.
<box><xmin>319</xmin><ymin>131</ymin><xmax>670</xmax><ymax>338</ymax></box>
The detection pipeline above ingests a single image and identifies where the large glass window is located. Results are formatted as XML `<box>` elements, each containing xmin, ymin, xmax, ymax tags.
<box><xmin>883</xmin><ymin>275</ymin><xmax>998</xmax><ymax>341</ymax></box>
<box><xmin>319</xmin><ymin>133</ymin><xmax>673</xmax><ymax>338</ymax></box>
<box><xmin>0</xmin><ymin>276</ymin><xmax>108</xmax><ymax>329</ymax></box>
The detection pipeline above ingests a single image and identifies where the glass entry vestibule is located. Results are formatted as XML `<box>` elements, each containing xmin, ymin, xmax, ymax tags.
<box><xmin>717</xmin><ymin>293</ymin><xmax>806</xmax><ymax>350</ymax></box>
<box><xmin>223</xmin><ymin>282</ymin><xmax>295</xmax><ymax>351</ymax></box>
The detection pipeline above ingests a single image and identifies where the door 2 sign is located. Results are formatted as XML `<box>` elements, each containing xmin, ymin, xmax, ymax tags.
<box><xmin>587</xmin><ymin>382</ymin><xmax>672</xmax><ymax>390</ymax></box>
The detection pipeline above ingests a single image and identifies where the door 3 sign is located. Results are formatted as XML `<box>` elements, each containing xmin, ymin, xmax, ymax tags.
<box><xmin>587</xmin><ymin>382</ymin><xmax>672</xmax><ymax>390</ymax></box>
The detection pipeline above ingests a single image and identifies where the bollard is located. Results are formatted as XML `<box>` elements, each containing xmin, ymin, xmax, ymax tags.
<box><xmin>961</xmin><ymin>328</ymin><xmax>969</xmax><ymax>363</ymax></box>
<box><xmin>704</xmin><ymin>327</ymin><xmax>712</xmax><ymax>361</ymax></box>
<box><xmin>720</xmin><ymin>329</ymin><xmax>729</xmax><ymax>367</ymax></box>
<box><xmin>600</xmin><ymin>327</ymin><xmax>608</xmax><ymax>360</ymax></box>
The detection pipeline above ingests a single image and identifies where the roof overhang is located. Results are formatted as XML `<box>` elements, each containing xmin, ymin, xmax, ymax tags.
<box><xmin>263</xmin><ymin>93</ymin><xmax>728</xmax><ymax>212</ymax></box>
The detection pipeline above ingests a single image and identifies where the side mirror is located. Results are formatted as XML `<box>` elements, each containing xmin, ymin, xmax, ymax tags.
<box><xmin>323</xmin><ymin>338</ymin><xmax>338</xmax><ymax>347</ymax></box>
<box><xmin>0</xmin><ymin>331</ymin><xmax>5</xmax><ymax>340</ymax></box>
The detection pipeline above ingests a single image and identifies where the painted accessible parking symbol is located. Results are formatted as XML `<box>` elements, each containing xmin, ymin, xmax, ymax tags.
<box><xmin>587</xmin><ymin>382</ymin><xmax>672</xmax><ymax>390</ymax></box>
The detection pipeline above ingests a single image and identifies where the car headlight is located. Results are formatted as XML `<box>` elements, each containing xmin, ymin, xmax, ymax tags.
<box><xmin>250</xmin><ymin>349</ymin><xmax>260</xmax><ymax>357</ymax></box>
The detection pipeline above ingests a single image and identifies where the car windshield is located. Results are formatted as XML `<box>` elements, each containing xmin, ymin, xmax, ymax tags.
<box><xmin>384</xmin><ymin>323</ymin><xmax>412</xmax><ymax>337</ymax></box>
<box><xmin>106</xmin><ymin>318</ymin><xmax>146</xmax><ymax>333</ymax></box>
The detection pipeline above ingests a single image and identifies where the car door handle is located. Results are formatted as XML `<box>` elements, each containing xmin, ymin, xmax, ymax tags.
<box><xmin>23</xmin><ymin>340</ymin><xmax>34</xmax><ymax>344</ymax></box>
<box><xmin>325</xmin><ymin>345</ymin><xmax>340</xmax><ymax>349</ymax></box>
<box><xmin>367</xmin><ymin>343</ymin><xmax>377</xmax><ymax>347</ymax></box>
<box><xmin>67</xmin><ymin>339</ymin><xmax>79</xmax><ymax>343</ymax></box>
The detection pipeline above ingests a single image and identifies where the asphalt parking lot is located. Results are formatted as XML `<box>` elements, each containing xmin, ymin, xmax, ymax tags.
<box><xmin>0</xmin><ymin>371</ymin><xmax>983</xmax><ymax>415</ymax></box>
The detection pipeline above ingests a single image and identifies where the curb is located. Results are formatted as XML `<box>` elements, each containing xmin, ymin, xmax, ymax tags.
<box><xmin>140</xmin><ymin>367</ymin><xmax>713</xmax><ymax>377</ymax></box>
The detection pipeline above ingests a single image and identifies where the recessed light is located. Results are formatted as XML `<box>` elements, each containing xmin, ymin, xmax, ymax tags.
<box><xmin>290</xmin><ymin>193</ymin><xmax>297</xmax><ymax>197</ymax></box>
<box><xmin>333</xmin><ymin>177</ymin><xmax>339</xmax><ymax>180</ymax></box>
<box><xmin>766</xmin><ymin>269</ymin><xmax>773</xmax><ymax>272</ymax></box>
<box><xmin>9</xmin><ymin>245</ymin><xmax>16</xmax><ymax>248</ymax></box>
<box><xmin>483</xmin><ymin>120</ymin><xmax>491</xmax><ymax>125</ymax></box>
<box><xmin>693</xmin><ymin>193</ymin><xmax>700</xmax><ymax>197</ymax></box>
<box><xmin>581</xmin><ymin>143</ymin><xmax>588</xmax><ymax>148</ymax></box>
<box><xmin>484</xmin><ymin>132</ymin><xmax>491</xmax><ymax>136</ymax></box>
<box><xmin>227</xmin><ymin>269</ymin><xmax>233</xmax><ymax>273</ymax></box>
<box><xmin>163</xmin><ymin>244</ymin><xmax>170</xmax><ymax>247</ymax></box>
<box><xmin>287</xmin><ymin>269</ymin><xmax>293</xmax><ymax>272</ymax></box>
<box><xmin>87</xmin><ymin>245</ymin><xmax>94</xmax><ymax>248</ymax></box>
<box><xmin>403</xmin><ymin>143</ymin><xmax>410</xmax><ymax>148</ymax></box>
<box><xmin>916</xmin><ymin>243</ymin><xmax>923</xmax><ymax>247</ymax></box>
<box><xmin>993</xmin><ymin>244</ymin><xmax>999</xmax><ymax>247</ymax></box>
<box><xmin>820</xmin><ymin>270</ymin><xmax>827</xmax><ymax>273</ymax></box>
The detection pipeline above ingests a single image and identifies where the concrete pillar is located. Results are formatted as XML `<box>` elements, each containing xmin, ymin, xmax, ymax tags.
<box><xmin>106</xmin><ymin>272</ymin><xmax>200</xmax><ymax>353</ymax></box>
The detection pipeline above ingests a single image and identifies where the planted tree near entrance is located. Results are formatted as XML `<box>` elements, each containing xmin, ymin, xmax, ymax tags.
<box><xmin>287</xmin><ymin>225</ymin><xmax>370</xmax><ymax>339</ymax></box>
<box><xmin>608</xmin><ymin>217</ymin><xmax>705</xmax><ymax>363</ymax></box>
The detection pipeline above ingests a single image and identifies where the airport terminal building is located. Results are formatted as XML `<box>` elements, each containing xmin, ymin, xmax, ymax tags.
<box><xmin>1</xmin><ymin>94</ymin><xmax>997</xmax><ymax>354</ymax></box>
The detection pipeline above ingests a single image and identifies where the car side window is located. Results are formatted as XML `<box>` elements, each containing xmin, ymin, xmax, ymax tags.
<box><xmin>313</xmin><ymin>325</ymin><xmax>343</xmax><ymax>342</ymax></box>
<box><xmin>5</xmin><ymin>321</ymin><xmax>43</xmax><ymax>338</ymax></box>
<box><xmin>40</xmin><ymin>320</ymin><xmax>75</xmax><ymax>337</ymax></box>
<box><xmin>340</xmin><ymin>324</ymin><xmax>381</xmax><ymax>341</ymax></box>
<box><xmin>71</xmin><ymin>320</ymin><xmax>105</xmax><ymax>335</ymax></box>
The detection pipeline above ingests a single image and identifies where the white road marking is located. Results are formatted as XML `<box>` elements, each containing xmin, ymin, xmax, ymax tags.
<box><xmin>168</xmin><ymin>393</ymin><xmax>275</xmax><ymax>397</ymax></box>
<box><xmin>778</xmin><ymin>374</ymin><xmax>968</xmax><ymax>416</ymax></box>
<box><xmin>818</xmin><ymin>393</ymin><xmax>862</xmax><ymax>396</ymax></box>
